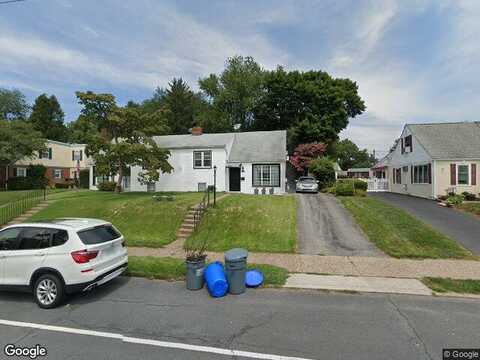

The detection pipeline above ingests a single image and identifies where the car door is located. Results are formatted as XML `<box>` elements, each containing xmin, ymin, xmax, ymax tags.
<box><xmin>0</xmin><ymin>227</ymin><xmax>23</xmax><ymax>285</ymax></box>
<box><xmin>3</xmin><ymin>227</ymin><xmax>50</xmax><ymax>286</ymax></box>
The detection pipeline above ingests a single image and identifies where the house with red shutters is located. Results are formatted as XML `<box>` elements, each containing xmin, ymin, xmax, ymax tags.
<box><xmin>370</xmin><ymin>122</ymin><xmax>479</xmax><ymax>199</ymax></box>
<box><xmin>0</xmin><ymin>140</ymin><xmax>90</xmax><ymax>189</ymax></box>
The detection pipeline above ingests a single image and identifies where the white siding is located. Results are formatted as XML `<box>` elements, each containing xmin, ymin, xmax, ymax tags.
<box><xmin>236</xmin><ymin>162</ymin><xmax>286</xmax><ymax>194</ymax></box>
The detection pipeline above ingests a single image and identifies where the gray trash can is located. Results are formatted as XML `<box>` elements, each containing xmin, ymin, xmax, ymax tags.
<box><xmin>186</xmin><ymin>258</ymin><xmax>206</xmax><ymax>290</ymax></box>
<box><xmin>224</xmin><ymin>248</ymin><xmax>248</xmax><ymax>295</ymax></box>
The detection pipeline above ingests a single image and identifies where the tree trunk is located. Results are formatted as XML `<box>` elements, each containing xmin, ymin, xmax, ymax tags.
<box><xmin>116</xmin><ymin>166</ymin><xmax>123</xmax><ymax>193</ymax></box>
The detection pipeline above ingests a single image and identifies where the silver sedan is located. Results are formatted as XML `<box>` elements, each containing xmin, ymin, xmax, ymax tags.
<box><xmin>295</xmin><ymin>176</ymin><xmax>319</xmax><ymax>193</ymax></box>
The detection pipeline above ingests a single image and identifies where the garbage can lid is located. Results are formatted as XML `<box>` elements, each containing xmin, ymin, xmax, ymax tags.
<box><xmin>225</xmin><ymin>248</ymin><xmax>248</xmax><ymax>262</ymax></box>
<box><xmin>245</xmin><ymin>270</ymin><xmax>264</xmax><ymax>288</ymax></box>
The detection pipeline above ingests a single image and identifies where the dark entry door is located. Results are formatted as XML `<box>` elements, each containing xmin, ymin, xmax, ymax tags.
<box><xmin>229</xmin><ymin>168</ymin><xmax>241</xmax><ymax>191</ymax></box>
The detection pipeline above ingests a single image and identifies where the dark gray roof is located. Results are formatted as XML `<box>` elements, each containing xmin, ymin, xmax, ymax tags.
<box><xmin>407</xmin><ymin>122</ymin><xmax>480</xmax><ymax>159</ymax></box>
<box><xmin>152</xmin><ymin>130</ymin><xmax>286</xmax><ymax>163</ymax></box>
<box><xmin>228</xmin><ymin>130</ymin><xmax>286</xmax><ymax>163</ymax></box>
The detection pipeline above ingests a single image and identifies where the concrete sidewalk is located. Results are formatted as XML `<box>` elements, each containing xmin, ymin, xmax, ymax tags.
<box><xmin>128</xmin><ymin>247</ymin><xmax>480</xmax><ymax>280</ymax></box>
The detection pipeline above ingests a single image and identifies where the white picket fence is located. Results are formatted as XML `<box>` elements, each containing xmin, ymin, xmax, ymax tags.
<box><xmin>367</xmin><ymin>178</ymin><xmax>389</xmax><ymax>192</ymax></box>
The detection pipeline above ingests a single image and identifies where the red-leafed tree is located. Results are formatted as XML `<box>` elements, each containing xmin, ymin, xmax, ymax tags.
<box><xmin>289</xmin><ymin>142</ymin><xmax>328</xmax><ymax>174</ymax></box>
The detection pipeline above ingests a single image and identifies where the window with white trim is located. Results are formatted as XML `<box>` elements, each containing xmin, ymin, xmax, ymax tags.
<box><xmin>413</xmin><ymin>164</ymin><xmax>429</xmax><ymax>184</ymax></box>
<box><xmin>54</xmin><ymin>169</ymin><xmax>62</xmax><ymax>179</ymax></box>
<box><xmin>458</xmin><ymin>165</ymin><xmax>469</xmax><ymax>185</ymax></box>
<box><xmin>16</xmin><ymin>168</ymin><xmax>27</xmax><ymax>177</ymax></box>
<box><xmin>193</xmin><ymin>151</ymin><xmax>212</xmax><ymax>168</ymax></box>
<box><xmin>252</xmin><ymin>164</ymin><xmax>280</xmax><ymax>187</ymax></box>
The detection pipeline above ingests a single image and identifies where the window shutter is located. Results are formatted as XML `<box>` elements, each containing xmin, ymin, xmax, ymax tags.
<box><xmin>80</xmin><ymin>150</ymin><xmax>83</xmax><ymax>161</ymax></box>
<box><xmin>450</xmin><ymin>164</ymin><xmax>456</xmax><ymax>185</ymax></box>
<box><xmin>410</xmin><ymin>136</ymin><xmax>413</xmax><ymax>152</ymax></box>
<box><xmin>472</xmin><ymin>164</ymin><xmax>477</xmax><ymax>186</ymax></box>
<box><xmin>401</xmin><ymin>138</ymin><xmax>404</xmax><ymax>154</ymax></box>
<box><xmin>13</xmin><ymin>168</ymin><xmax>17</xmax><ymax>177</ymax></box>
<box><xmin>64</xmin><ymin>169</ymin><xmax>69</xmax><ymax>178</ymax></box>
<box><xmin>410</xmin><ymin>165</ymin><xmax>413</xmax><ymax>184</ymax></box>
<box><xmin>72</xmin><ymin>150</ymin><xmax>75</xmax><ymax>161</ymax></box>
<box><xmin>428</xmin><ymin>163</ymin><xmax>432</xmax><ymax>184</ymax></box>
<box><xmin>38</xmin><ymin>150</ymin><xmax>43</xmax><ymax>159</ymax></box>
<box><xmin>48</xmin><ymin>148</ymin><xmax>52</xmax><ymax>159</ymax></box>
<box><xmin>393</xmin><ymin>168</ymin><xmax>396</xmax><ymax>184</ymax></box>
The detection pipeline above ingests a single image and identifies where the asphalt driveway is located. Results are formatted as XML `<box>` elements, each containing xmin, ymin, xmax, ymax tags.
<box><xmin>296</xmin><ymin>193</ymin><xmax>384</xmax><ymax>256</ymax></box>
<box><xmin>371</xmin><ymin>193</ymin><xmax>480</xmax><ymax>255</ymax></box>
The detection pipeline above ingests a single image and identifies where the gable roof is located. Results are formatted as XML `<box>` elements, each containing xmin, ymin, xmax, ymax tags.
<box><xmin>152</xmin><ymin>130</ymin><xmax>286</xmax><ymax>163</ymax></box>
<box><xmin>407</xmin><ymin>122</ymin><xmax>480</xmax><ymax>159</ymax></box>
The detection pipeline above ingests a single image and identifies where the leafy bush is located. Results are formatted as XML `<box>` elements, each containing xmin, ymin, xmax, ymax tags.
<box><xmin>309</xmin><ymin>157</ymin><xmax>335</xmax><ymax>189</ymax></box>
<box><xmin>355</xmin><ymin>189</ymin><xmax>367</xmax><ymax>197</ymax></box>
<box><xmin>79</xmin><ymin>169</ymin><xmax>90</xmax><ymax>189</ymax></box>
<box><xmin>54</xmin><ymin>183</ymin><xmax>71</xmax><ymax>189</ymax></box>
<box><xmin>445</xmin><ymin>194</ymin><xmax>464</xmax><ymax>207</ymax></box>
<box><xmin>338</xmin><ymin>178</ymin><xmax>368</xmax><ymax>191</ymax></box>
<box><xmin>8</xmin><ymin>165</ymin><xmax>48</xmax><ymax>190</ymax></box>
<box><xmin>97</xmin><ymin>181</ymin><xmax>117</xmax><ymax>192</ymax></box>
<box><xmin>335</xmin><ymin>181</ymin><xmax>354</xmax><ymax>196</ymax></box>
<box><xmin>462</xmin><ymin>192</ymin><xmax>477</xmax><ymax>201</ymax></box>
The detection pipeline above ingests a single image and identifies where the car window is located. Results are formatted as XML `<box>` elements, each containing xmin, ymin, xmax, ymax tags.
<box><xmin>51</xmin><ymin>229</ymin><xmax>69</xmax><ymax>247</ymax></box>
<box><xmin>0</xmin><ymin>228</ymin><xmax>22</xmax><ymax>250</ymax></box>
<box><xmin>77</xmin><ymin>225</ymin><xmax>121</xmax><ymax>245</ymax></box>
<box><xmin>17</xmin><ymin>228</ymin><xmax>51</xmax><ymax>250</ymax></box>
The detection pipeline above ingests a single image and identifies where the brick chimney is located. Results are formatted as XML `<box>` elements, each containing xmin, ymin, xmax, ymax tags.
<box><xmin>191</xmin><ymin>126</ymin><xmax>203</xmax><ymax>136</ymax></box>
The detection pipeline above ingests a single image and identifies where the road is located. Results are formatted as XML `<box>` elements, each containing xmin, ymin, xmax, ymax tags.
<box><xmin>371</xmin><ymin>192</ymin><xmax>480</xmax><ymax>255</ymax></box>
<box><xmin>0</xmin><ymin>277</ymin><xmax>479</xmax><ymax>360</ymax></box>
<box><xmin>296</xmin><ymin>193</ymin><xmax>384</xmax><ymax>256</ymax></box>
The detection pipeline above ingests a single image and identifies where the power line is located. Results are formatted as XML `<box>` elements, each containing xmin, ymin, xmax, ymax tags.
<box><xmin>0</xmin><ymin>0</ymin><xmax>26</xmax><ymax>4</ymax></box>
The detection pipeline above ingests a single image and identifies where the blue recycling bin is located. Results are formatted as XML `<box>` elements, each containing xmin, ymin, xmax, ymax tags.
<box><xmin>204</xmin><ymin>262</ymin><xmax>228</xmax><ymax>297</ymax></box>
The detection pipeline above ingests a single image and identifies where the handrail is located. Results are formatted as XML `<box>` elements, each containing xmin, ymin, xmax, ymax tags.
<box><xmin>193</xmin><ymin>186</ymin><xmax>213</xmax><ymax>231</ymax></box>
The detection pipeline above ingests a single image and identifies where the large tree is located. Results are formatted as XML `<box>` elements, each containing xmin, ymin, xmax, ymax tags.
<box><xmin>0</xmin><ymin>120</ymin><xmax>45</xmax><ymax>188</ymax></box>
<box><xmin>199</xmin><ymin>55</ymin><xmax>265</xmax><ymax>131</ymax></box>
<box><xmin>0</xmin><ymin>88</ymin><xmax>29</xmax><ymax>120</ymax></box>
<box><xmin>253</xmin><ymin>67</ymin><xmax>365</xmax><ymax>150</ymax></box>
<box><xmin>29</xmin><ymin>94</ymin><xmax>68</xmax><ymax>141</ymax></box>
<box><xmin>76</xmin><ymin>92</ymin><xmax>172</xmax><ymax>192</ymax></box>
<box><xmin>335</xmin><ymin>139</ymin><xmax>376</xmax><ymax>170</ymax></box>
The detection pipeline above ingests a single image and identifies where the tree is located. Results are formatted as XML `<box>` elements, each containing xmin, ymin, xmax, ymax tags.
<box><xmin>29</xmin><ymin>94</ymin><xmax>68</xmax><ymax>141</ymax></box>
<box><xmin>76</xmin><ymin>92</ymin><xmax>172</xmax><ymax>192</ymax></box>
<box><xmin>335</xmin><ymin>139</ymin><xmax>376</xmax><ymax>170</ymax></box>
<box><xmin>163</xmin><ymin>78</ymin><xmax>196</xmax><ymax>134</ymax></box>
<box><xmin>67</xmin><ymin>115</ymin><xmax>98</xmax><ymax>144</ymax></box>
<box><xmin>0</xmin><ymin>120</ymin><xmax>46</xmax><ymax>188</ymax></box>
<box><xmin>199</xmin><ymin>55</ymin><xmax>265</xmax><ymax>131</ymax></box>
<box><xmin>309</xmin><ymin>157</ymin><xmax>336</xmax><ymax>189</ymax></box>
<box><xmin>0</xmin><ymin>88</ymin><xmax>29</xmax><ymax>120</ymax></box>
<box><xmin>253</xmin><ymin>67</ymin><xmax>365</xmax><ymax>150</ymax></box>
<box><xmin>289</xmin><ymin>142</ymin><xmax>328</xmax><ymax>174</ymax></box>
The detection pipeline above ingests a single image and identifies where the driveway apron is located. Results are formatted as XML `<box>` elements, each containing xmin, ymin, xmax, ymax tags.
<box><xmin>296</xmin><ymin>193</ymin><xmax>385</xmax><ymax>256</ymax></box>
<box><xmin>371</xmin><ymin>193</ymin><xmax>480</xmax><ymax>255</ymax></box>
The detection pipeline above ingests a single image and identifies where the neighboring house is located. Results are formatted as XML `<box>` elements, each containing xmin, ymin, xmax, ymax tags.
<box><xmin>333</xmin><ymin>162</ymin><xmax>346</xmax><ymax>179</ymax></box>
<box><xmin>347</xmin><ymin>168</ymin><xmax>372</xmax><ymax>179</ymax></box>
<box><xmin>89</xmin><ymin>128</ymin><xmax>288</xmax><ymax>194</ymax></box>
<box><xmin>0</xmin><ymin>140</ymin><xmax>89</xmax><ymax>188</ymax></box>
<box><xmin>371</xmin><ymin>121</ymin><xmax>480</xmax><ymax>199</ymax></box>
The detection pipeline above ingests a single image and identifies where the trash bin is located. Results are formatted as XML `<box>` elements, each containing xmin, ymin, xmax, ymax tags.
<box><xmin>224</xmin><ymin>248</ymin><xmax>248</xmax><ymax>295</ymax></box>
<box><xmin>204</xmin><ymin>262</ymin><xmax>228</xmax><ymax>297</ymax></box>
<box><xmin>186</xmin><ymin>258</ymin><xmax>206</xmax><ymax>290</ymax></box>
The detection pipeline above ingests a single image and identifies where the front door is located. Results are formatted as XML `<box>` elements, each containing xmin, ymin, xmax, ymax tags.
<box><xmin>229</xmin><ymin>168</ymin><xmax>241</xmax><ymax>192</ymax></box>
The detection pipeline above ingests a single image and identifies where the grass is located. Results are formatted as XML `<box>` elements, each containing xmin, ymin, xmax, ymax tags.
<box><xmin>125</xmin><ymin>256</ymin><xmax>289</xmax><ymax>286</ymax></box>
<box><xmin>339</xmin><ymin>196</ymin><xmax>475</xmax><ymax>259</ymax></box>
<box><xmin>457</xmin><ymin>203</ymin><xmax>480</xmax><ymax>217</ymax></box>
<box><xmin>29</xmin><ymin>191</ymin><xmax>203</xmax><ymax>247</ymax></box>
<box><xmin>0</xmin><ymin>190</ymin><xmax>42</xmax><ymax>205</ymax></box>
<box><xmin>186</xmin><ymin>194</ymin><xmax>297</xmax><ymax>253</ymax></box>
<box><xmin>422</xmin><ymin>277</ymin><xmax>480</xmax><ymax>294</ymax></box>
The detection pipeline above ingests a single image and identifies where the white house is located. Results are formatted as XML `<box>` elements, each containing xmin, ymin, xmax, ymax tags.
<box><xmin>370</xmin><ymin>122</ymin><xmax>480</xmax><ymax>199</ymax></box>
<box><xmin>89</xmin><ymin>128</ymin><xmax>288</xmax><ymax>194</ymax></box>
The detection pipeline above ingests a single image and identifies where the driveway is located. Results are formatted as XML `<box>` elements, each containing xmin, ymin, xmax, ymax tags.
<box><xmin>296</xmin><ymin>193</ymin><xmax>384</xmax><ymax>256</ymax></box>
<box><xmin>0</xmin><ymin>277</ymin><xmax>479</xmax><ymax>360</ymax></box>
<box><xmin>371</xmin><ymin>192</ymin><xmax>480</xmax><ymax>255</ymax></box>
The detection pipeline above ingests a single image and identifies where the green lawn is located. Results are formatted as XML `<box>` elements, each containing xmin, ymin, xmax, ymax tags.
<box><xmin>125</xmin><ymin>256</ymin><xmax>289</xmax><ymax>286</ymax></box>
<box><xmin>340</xmin><ymin>196</ymin><xmax>475</xmax><ymax>259</ymax></box>
<box><xmin>186</xmin><ymin>194</ymin><xmax>296</xmax><ymax>253</ymax></box>
<box><xmin>457</xmin><ymin>203</ymin><xmax>480</xmax><ymax>217</ymax></box>
<box><xmin>29</xmin><ymin>191</ymin><xmax>203</xmax><ymax>247</ymax></box>
<box><xmin>0</xmin><ymin>190</ymin><xmax>41</xmax><ymax>205</ymax></box>
<box><xmin>422</xmin><ymin>277</ymin><xmax>480</xmax><ymax>294</ymax></box>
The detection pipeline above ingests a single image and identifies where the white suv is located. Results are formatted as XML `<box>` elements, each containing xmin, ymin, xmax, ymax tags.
<box><xmin>0</xmin><ymin>218</ymin><xmax>128</xmax><ymax>309</ymax></box>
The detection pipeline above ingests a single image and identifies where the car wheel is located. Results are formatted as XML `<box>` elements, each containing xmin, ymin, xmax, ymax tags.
<box><xmin>34</xmin><ymin>274</ymin><xmax>65</xmax><ymax>309</ymax></box>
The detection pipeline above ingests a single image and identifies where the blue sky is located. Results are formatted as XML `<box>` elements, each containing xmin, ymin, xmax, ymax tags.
<box><xmin>1</xmin><ymin>0</ymin><xmax>479</xmax><ymax>155</ymax></box>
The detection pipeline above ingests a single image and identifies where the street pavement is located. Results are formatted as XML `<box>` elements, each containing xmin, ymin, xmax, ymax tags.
<box><xmin>0</xmin><ymin>277</ymin><xmax>479</xmax><ymax>360</ymax></box>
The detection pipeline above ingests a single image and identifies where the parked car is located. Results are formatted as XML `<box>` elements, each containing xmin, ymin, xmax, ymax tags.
<box><xmin>295</xmin><ymin>176</ymin><xmax>319</xmax><ymax>193</ymax></box>
<box><xmin>0</xmin><ymin>218</ymin><xmax>128</xmax><ymax>309</ymax></box>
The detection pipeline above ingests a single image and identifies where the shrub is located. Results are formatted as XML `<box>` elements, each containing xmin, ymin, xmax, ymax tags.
<box><xmin>54</xmin><ymin>183</ymin><xmax>71</xmax><ymax>189</ymax></box>
<box><xmin>309</xmin><ymin>157</ymin><xmax>335</xmax><ymax>189</ymax></box>
<box><xmin>445</xmin><ymin>194</ymin><xmax>464</xmax><ymax>207</ymax></box>
<box><xmin>462</xmin><ymin>192</ymin><xmax>477</xmax><ymax>201</ymax></box>
<box><xmin>97</xmin><ymin>181</ymin><xmax>117</xmax><ymax>192</ymax></box>
<box><xmin>355</xmin><ymin>189</ymin><xmax>367</xmax><ymax>197</ymax></box>
<box><xmin>7</xmin><ymin>165</ymin><xmax>48</xmax><ymax>190</ymax></box>
<box><xmin>338</xmin><ymin>178</ymin><xmax>368</xmax><ymax>191</ymax></box>
<box><xmin>335</xmin><ymin>181</ymin><xmax>354</xmax><ymax>196</ymax></box>
<box><xmin>79</xmin><ymin>169</ymin><xmax>90</xmax><ymax>189</ymax></box>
